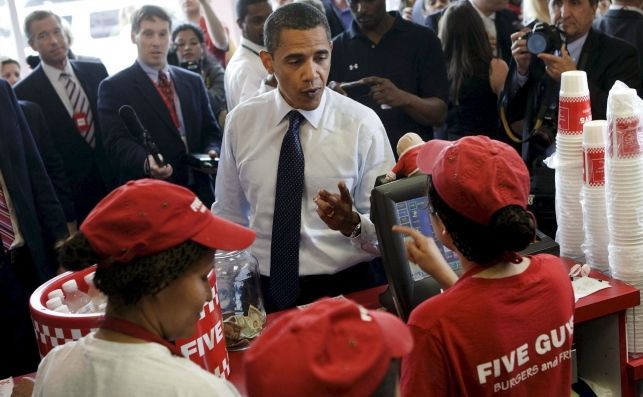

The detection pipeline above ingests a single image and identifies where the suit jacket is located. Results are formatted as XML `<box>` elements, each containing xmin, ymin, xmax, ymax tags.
<box><xmin>19</xmin><ymin>100</ymin><xmax>75</xmax><ymax>222</ymax></box>
<box><xmin>593</xmin><ymin>8</ymin><xmax>643</xmax><ymax>93</ymax></box>
<box><xmin>97</xmin><ymin>62</ymin><xmax>222</xmax><ymax>206</ymax></box>
<box><xmin>426</xmin><ymin>3</ymin><xmax>519</xmax><ymax>65</ymax></box>
<box><xmin>0</xmin><ymin>80</ymin><xmax>67</xmax><ymax>282</ymax></box>
<box><xmin>14</xmin><ymin>60</ymin><xmax>114</xmax><ymax>222</ymax></box>
<box><xmin>506</xmin><ymin>28</ymin><xmax>641</xmax><ymax>165</ymax></box>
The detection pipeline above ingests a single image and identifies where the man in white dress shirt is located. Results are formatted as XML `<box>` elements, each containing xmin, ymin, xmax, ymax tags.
<box><xmin>213</xmin><ymin>2</ymin><xmax>395</xmax><ymax>311</ymax></box>
<box><xmin>224</xmin><ymin>0</ymin><xmax>274</xmax><ymax>110</ymax></box>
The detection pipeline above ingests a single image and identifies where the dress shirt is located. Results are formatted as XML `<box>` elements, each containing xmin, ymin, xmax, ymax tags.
<box><xmin>137</xmin><ymin>60</ymin><xmax>186</xmax><ymax>141</ymax></box>
<box><xmin>41</xmin><ymin>60</ymin><xmax>81</xmax><ymax>117</ymax></box>
<box><xmin>213</xmin><ymin>87</ymin><xmax>395</xmax><ymax>276</ymax></box>
<box><xmin>470</xmin><ymin>0</ymin><xmax>498</xmax><ymax>57</ymax></box>
<box><xmin>223</xmin><ymin>38</ymin><xmax>274</xmax><ymax>110</ymax></box>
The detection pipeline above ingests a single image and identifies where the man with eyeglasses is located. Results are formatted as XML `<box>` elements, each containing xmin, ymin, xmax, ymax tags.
<box><xmin>15</xmin><ymin>10</ymin><xmax>115</xmax><ymax>227</ymax></box>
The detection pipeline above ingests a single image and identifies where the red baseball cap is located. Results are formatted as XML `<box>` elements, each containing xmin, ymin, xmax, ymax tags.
<box><xmin>416</xmin><ymin>136</ymin><xmax>530</xmax><ymax>225</ymax></box>
<box><xmin>80</xmin><ymin>179</ymin><xmax>255</xmax><ymax>264</ymax></box>
<box><xmin>243</xmin><ymin>298</ymin><xmax>413</xmax><ymax>397</ymax></box>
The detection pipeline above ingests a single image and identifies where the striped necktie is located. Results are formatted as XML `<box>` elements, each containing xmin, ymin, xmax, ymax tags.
<box><xmin>59</xmin><ymin>72</ymin><xmax>96</xmax><ymax>148</ymax></box>
<box><xmin>269</xmin><ymin>110</ymin><xmax>305</xmax><ymax>309</ymax></box>
<box><xmin>0</xmin><ymin>184</ymin><xmax>15</xmax><ymax>251</ymax></box>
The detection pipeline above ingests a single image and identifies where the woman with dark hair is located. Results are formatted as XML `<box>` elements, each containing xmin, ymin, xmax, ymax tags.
<box><xmin>395</xmin><ymin>136</ymin><xmax>574</xmax><ymax>396</ymax></box>
<box><xmin>172</xmin><ymin>23</ymin><xmax>228</xmax><ymax>127</ymax></box>
<box><xmin>32</xmin><ymin>179</ymin><xmax>254</xmax><ymax>397</ymax></box>
<box><xmin>438</xmin><ymin>1</ymin><xmax>508</xmax><ymax>140</ymax></box>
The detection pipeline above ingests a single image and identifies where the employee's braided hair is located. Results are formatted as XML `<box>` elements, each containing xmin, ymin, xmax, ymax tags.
<box><xmin>428</xmin><ymin>177</ymin><xmax>535</xmax><ymax>265</ymax></box>
<box><xmin>58</xmin><ymin>233</ymin><xmax>212</xmax><ymax>307</ymax></box>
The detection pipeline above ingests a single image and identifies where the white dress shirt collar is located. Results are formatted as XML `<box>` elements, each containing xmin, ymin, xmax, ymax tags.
<box><xmin>272</xmin><ymin>87</ymin><xmax>328</xmax><ymax>130</ymax></box>
<box><xmin>137</xmin><ymin>59</ymin><xmax>171</xmax><ymax>84</ymax></box>
<box><xmin>240</xmin><ymin>37</ymin><xmax>266</xmax><ymax>56</ymax></box>
<box><xmin>41</xmin><ymin>59</ymin><xmax>74</xmax><ymax>82</ymax></box>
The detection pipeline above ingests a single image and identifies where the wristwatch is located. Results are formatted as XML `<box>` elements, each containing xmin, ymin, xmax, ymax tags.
<box><xmin>349</xmin><ymin>218</ymin><xmax>362</xmax><ymax>238</ymax></box>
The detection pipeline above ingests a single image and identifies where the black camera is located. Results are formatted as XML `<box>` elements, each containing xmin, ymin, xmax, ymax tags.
<box><xmin>180</xmin><ymin>61</ymin><xmax>202</xmax><ymax>75</ymax></box>
<box><xmin>525</xmin><ymin>22</ymin><xmax>565</xmax><ymax>55</ymax></box>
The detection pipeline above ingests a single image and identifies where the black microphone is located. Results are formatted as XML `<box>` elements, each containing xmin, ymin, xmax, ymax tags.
<box><xmin>118</xmin><ymin>105</ymin><xmax>165</xmax><ymax>167</ymax></box>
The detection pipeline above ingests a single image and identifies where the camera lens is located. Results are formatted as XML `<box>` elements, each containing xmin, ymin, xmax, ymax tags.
<box><xmin>527</xmin><ymin>33</ymin><xmax>548</xmax><ymax>55</ymax></box>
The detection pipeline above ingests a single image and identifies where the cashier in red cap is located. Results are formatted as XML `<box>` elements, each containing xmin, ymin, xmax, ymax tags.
<box><xmin>394</xmin><ymin>136</ymin><xmax>574</xmax><ymax>396</ymax></box>
<box><xmin>243</xmin><ymin>297</ymin><xmax>413</xmax><ymax>397</ymax></box>
<box><xmin>32</xmin><ymin>179</ymin><xmax>254</xmax><ymax>397</ymax></box>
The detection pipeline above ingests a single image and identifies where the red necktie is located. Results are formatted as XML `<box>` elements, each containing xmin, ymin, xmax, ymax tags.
<box><xmin>0</xmin><ymin>184</ymin><xmax>15</xmax><ymax>251</ymax></box>
<box><xmin>157</xmin><ymin>71</ymin><xmax>180</xmax><ymax>129</ymax></box>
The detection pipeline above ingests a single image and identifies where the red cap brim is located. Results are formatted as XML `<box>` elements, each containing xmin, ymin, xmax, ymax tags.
<box><xmin>371</xmin><ymin>310</ymin><xmax>413</xmax><ymax>358</ymax></box>
<box><xmin>191</xmin><ymin>215</ymin><xmax>256</xmax><ymax>252</ymax></box>
<box><xmin>417</xmin><ymin>140</ymin><xmax>452</xmax><ymax>175</ymax></box>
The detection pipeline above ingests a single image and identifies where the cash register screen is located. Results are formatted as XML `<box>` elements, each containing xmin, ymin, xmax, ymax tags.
<box><xmin>395</xmin><ymin>196</ymin><xmax>461</xmax><ymax>281</ymax></box>
<box><xmin>370</xmin><ymin>175</ymin><xmax>459</xmax><ymax>321</ymax></box>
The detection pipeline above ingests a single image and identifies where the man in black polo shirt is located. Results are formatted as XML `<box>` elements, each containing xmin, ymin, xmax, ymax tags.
<box><xmin>328</xmin><ymin>0</ymin><xmax>449</xmax><ymax>149</ymax></box>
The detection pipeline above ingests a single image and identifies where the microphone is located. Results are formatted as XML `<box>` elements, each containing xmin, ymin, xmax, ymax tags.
<box><xmin>118</xmin><ymin>105</ymin><xmax>165</xmax><ymax>167</ymax></box>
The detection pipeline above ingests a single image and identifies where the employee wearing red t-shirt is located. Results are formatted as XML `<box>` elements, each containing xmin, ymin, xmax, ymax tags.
<box><xmin>395</xmin><ymin>136</ymin><xmax>574</xmax><ymax>396</ymax></box>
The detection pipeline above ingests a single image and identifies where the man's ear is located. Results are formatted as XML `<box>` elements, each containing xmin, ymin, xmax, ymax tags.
<box><xmin>259</xmin><ymin>50</ymin><xmax>273</xmax><ymax>74</ymax></box>
<box><xmin>131</xmin><ymin>31</ymin><xmax>136</xmax><ymax>45</ymax></box>
<box><xmin>237</xmin><ymin>18</ymin><xmax>244</xmax><ymax>32</ymax></box>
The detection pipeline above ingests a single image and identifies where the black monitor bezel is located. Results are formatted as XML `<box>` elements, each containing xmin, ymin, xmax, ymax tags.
<box><xmin>371</xmin><ymin>174</ymin><xmax>433</xmax><ymax>321</ymax></box>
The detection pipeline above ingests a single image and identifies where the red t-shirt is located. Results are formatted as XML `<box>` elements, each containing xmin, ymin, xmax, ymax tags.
<box><xmin>401</xmin><ymin>254</ymin><xmax>575</xmax><ymax>396</ymax></box>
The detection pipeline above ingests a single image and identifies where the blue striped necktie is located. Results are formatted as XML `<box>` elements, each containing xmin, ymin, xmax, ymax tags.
<box><xmin>59</xmin><ymin>72</ymin><xmax>95</xmax><ymax>148</ymax></box>
<box><xmin>270</xmin><ymin>110</ymin><xmax>305</xmax><ymax>309</ymax></box>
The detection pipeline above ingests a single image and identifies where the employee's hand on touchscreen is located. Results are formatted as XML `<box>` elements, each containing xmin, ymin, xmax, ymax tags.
<box><xmin>393</xmin><ymin>225</ymin><xmax>458</xmax><ymax>289</ymax></box>
<box><xmin>314</xmin><ymin>181</ymin><xmax>359</xmax><ymax>237</ymax></box>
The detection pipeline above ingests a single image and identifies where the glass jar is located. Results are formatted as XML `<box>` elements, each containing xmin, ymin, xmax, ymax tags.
<box><xmin>214</xmin><ymin>250</ymin><xmax>266</xmax><ymax>351</ymax></box>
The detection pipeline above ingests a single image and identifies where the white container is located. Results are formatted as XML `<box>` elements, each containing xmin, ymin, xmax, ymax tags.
<box><xmin>84</xmin><ymin>272</ymin><xmax>107</xmax><ymax>308</ymax></box>
<box><xmin>62</xmin><ymin>279</ymin><xmax>96</xmax><ymax>314</ymax></box>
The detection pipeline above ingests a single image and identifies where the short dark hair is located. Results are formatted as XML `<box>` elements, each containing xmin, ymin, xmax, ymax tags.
<box><xmin>263</xmin><ymin>2</ymin><xmax>331</xmax><ymax>53</ymax></box>
<box><xmin>428</xmin><ymin>176</ymin><xmax>535</xmax><ymax>265</ymax></box>
<box><xmin>131</xmin><ymin>5</ymin><xmax>172</xmax><ymax>35</ymax></box>
<box><xmin>1</xmin><ymin>58</ymin><xmax>20</xmax><ymax>69</ymax></box>
<box><xmin>24</xmin><ymin>10</ymin><xmax>62</xmax><ymax>41</ymax></box>
<box><xmin>172</xmin><ymin>23</ymin><xmax>205</xmax><ymax>44</ymax></box>
<box><xmin>236</xmin><ymin>0</ymin><xmax>269</xmax><ymax>22</ymax></box>
<box><xmin>58</xmin><ymin>233</ymin><xmax>212</xmax><ymax>307</ymax></box>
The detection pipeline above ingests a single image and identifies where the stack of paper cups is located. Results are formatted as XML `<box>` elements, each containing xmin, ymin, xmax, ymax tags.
<box><xmin>604</xmin><ymin>87</ymin><xmax>643</xmax><ymax>352</ymax></box>
<box><xmin>555</xmin><ymin>71</ymin><xmax>591</xmax><ymax>260</ymax></box>
<box><xmin>580</xmin><ymin>120</ymin><xmax>609</xmax><ymax>273</ymax></box>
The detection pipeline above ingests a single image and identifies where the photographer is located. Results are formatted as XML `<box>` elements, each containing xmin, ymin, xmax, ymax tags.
<box><xmin>172</xmin><ymin>24</ymin><xmax>228</xmax><ymax>127</ymax></box>
<box><xmin>502</xmin><ymin>0</ymin><xmax>640</xmax><ymax>235</ymax></box>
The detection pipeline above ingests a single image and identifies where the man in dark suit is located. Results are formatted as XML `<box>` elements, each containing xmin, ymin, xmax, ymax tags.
<box><xmin>426</xmin><ymin>0</ymin><xmax>519</xmax><ymax>65</ymax></box>
<box><xmin>504</xmin><ymin>0</ymin><xmax>640</xmax><ymax>236</ymax></box>
<box><xmin>0</xmin><ymin>79</ymin><xmax>68</xmax><ymax>377</ymax></box>
<box><xmin>98</xmin><ymin>5</ymin><xmax>222</xmax><ymax>207</ymax></box>
<box><xmin>19</xmin><ymin>100</ymin><xmax>76</xmax><ymax>233</ymax></box>
<box><xmin>15</xmin><ymin>10</ymin><xmax>114</xmax><ymax>225</ymax></box>
<box><xmin>321</xmin><ymin>0</ymin><xmax>352</xmax><ymax>38</ymax></box>
<box><xmin>593</xmin><ymin>0</ymin><xmax>643</xmax><ymax>93</ymax></box>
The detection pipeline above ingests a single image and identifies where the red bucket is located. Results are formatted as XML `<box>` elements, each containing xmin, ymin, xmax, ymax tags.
<box><xmin>29</xmin><ymin>266</ymin><xmax>229</xmax><ymax>377</ymax></box>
